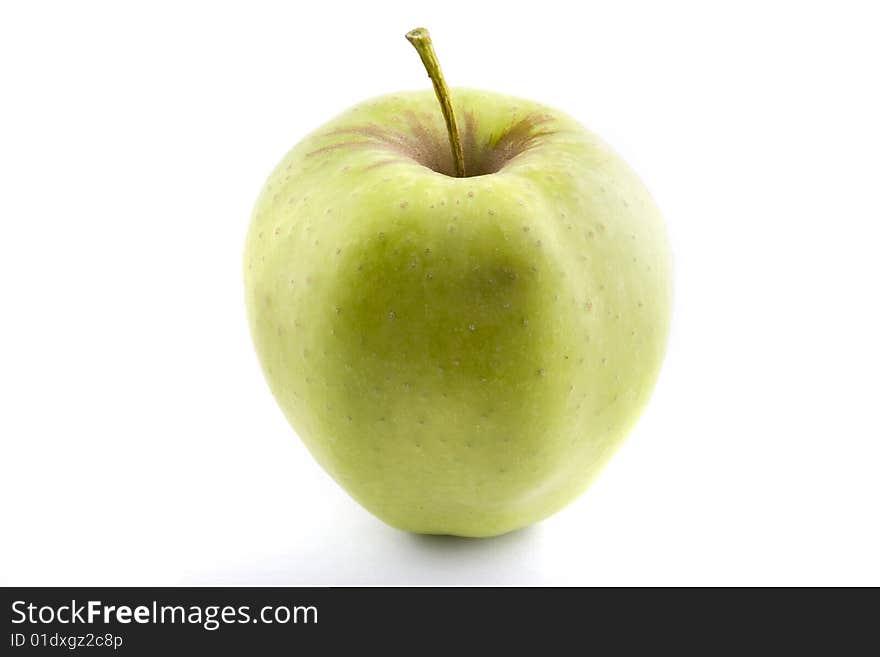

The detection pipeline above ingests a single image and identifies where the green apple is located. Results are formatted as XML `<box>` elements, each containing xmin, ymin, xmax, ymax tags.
<box><xmin>244</xmin><ymin>28</ymin><xmax>672</xmax><ymax>537</ymax></box>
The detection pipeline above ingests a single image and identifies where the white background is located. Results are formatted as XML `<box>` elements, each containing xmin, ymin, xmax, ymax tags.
<box><xmin>1</xmin><ymin>1</ymin><xmax>878</xmax><ymax>586</ymax></box>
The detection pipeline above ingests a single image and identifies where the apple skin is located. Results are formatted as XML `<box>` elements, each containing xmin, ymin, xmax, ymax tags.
<box><xmin>244</xmin><ymin>88</ymin><xmax>672</xmax><ymax>537</ymax></box>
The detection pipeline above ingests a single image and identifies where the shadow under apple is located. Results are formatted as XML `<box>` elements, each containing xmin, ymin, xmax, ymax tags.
<box><xmin>186</xmin><ymin>518</ymin><xmax>554</xmax><ymax>585</ymax></box>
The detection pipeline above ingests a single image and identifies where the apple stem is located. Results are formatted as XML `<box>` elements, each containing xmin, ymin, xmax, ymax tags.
<box><xmin>406</xmin><ymin>27</ymin><xmax>466</xmax><ymax>178</ymax></box>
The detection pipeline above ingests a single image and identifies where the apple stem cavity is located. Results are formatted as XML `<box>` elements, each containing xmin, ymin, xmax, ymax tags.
<box><xmin>405</xmin><ymin>27</ymin><xmax>466</xmax><ymax>178</ymax></box>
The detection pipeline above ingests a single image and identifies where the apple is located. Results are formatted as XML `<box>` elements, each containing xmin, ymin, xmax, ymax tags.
<box><xmin>244</xmin><ymin>28</ymin><xmax>672</xmax><ymax>537</ymax></box>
